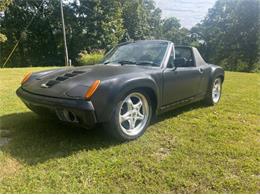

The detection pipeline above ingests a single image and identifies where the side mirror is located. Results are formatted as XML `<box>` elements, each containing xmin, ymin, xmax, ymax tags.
<box><xmin>174</xmin><ymin>58</ymin><xmax>187</xmax><ymax>67</ymax></box>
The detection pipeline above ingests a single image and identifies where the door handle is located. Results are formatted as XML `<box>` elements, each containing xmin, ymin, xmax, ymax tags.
<box><xmin>199</xmin><ymin>68</ymin><xmax>204</xmax><ymax>73</ymax></box>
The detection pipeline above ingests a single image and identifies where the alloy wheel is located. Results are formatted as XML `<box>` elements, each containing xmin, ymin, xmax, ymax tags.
<box><xmin>212</xmin><ymin>78</ymin><xmax>222</xmax><ymax>103</ymax></box>
<box><xmin>119</xmin><ymin>92</ymin><xmax>149</xmax><ymax>136</ymax></box>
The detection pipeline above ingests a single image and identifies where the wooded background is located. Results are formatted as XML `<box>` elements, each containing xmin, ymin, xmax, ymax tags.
<box><xmin>0</xmin><ymin>0</ymin><xmax>259</xmax><ymax>72</ymax></box>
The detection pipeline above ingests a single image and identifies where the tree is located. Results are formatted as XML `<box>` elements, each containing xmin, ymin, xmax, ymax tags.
<box><xmin>192</xmin><ymin>0</ymin><xmax>260</xmax><ymax>72</ymax></box>
<box><xmin>0</xmin><ymin>0</ymin><xmax>65</xmax><ymax>66</ymax></box>
<box><xmin>0</xmin><ymin>0</ymin><xmax>12</xmax><ymax>43</ymax></box>
<box><xmin>160</xmin><ymin>17</ymin><xmax>192</xmax><ymax>45</ymax></box>
<box><xmin>1</xmin><ymin>0</ymin><xmax>196</xmax><ymax>67</ymax></box>
<box><xmin>75</xmin><ymin>0</ymin><xmax>125</xmax><ymax>51</ymax></box>
<box><xmin>0</xmin><ymin>0</ymin><xmax>125</xmax><ymax>66</ymax></box>
<box><xmin>120</xmin><ymin>0</ymin><xmax>161</xmax><ymax>40</ymax></box>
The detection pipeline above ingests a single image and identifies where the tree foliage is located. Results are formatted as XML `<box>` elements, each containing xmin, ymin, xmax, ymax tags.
<box><xmin>160</xmin><ymin>17</ymin><xmax>192</xmax><ymax>45</ymax></box>
<box><xmin>120</xmin><ymin>0</ymin><xmax>162</xmax><ymax>40</ymax></box>
<box><xmin>1</xmin><ymin>0</ymin><xmax>258</xmax><ymax>72</ymax></box>
<box><xmin>1</xmin><ymin>0</ymin><xmax>188</xmax><ymax>67</ymax></box>
<box><xmin>0</xmin><ymin>0</ymin><xmax>12</xmax><ymax>43</ymax></box>
<box><xmin>0</xmin><ymin>0</ymin><xmax>126</xmax><ymax>66</ymax></box>
<box><xmin>192</xmin><ymin>0</ymin><xmax>260</xmax><ymax>72</ymax></box>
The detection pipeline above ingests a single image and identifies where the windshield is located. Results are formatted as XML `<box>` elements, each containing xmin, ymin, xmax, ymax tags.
<box><xmin>103</xmin><ymin>41</ymin><xmax>168</xmax><ymax>67</ymax></box>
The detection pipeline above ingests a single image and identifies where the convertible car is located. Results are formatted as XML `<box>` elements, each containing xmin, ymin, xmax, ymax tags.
<box><xmin>17</xmin><ymin>40</ymin><xmax>224</xmax><ymax>141</ymax></box>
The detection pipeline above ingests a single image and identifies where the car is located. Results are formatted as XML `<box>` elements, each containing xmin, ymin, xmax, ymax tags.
<box><xmin>17</xmin><ymin>40</ymin><xmax>224</xmax><ymax>141</ymax></box>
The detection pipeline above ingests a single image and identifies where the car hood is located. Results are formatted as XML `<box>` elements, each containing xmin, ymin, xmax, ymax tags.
<box><xmin>22</xmin><ymin>64</ymin><xmax>156</xmax><ymax>99</ymax></box>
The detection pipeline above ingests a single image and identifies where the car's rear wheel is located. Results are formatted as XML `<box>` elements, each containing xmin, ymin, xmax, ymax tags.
<box><xmin>105</xmin><ymin>90</ymin><xmax>152</xmax><ymax>141</ymax></box>
<box><xmin>204</xmin><ymin>77</ymin><xmax>222</xmax><ymax>105</ymax></box>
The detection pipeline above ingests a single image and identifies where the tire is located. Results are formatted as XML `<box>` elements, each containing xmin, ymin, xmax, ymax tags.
<box><xmin>104</xmin><ymin>90</ymin><xmax>152</xmax><ymax>141</ymax></box>
<box><xmin>204</xmin><ymin>77</ymin><xmax>223</xmax><ymax>106</ymax></box>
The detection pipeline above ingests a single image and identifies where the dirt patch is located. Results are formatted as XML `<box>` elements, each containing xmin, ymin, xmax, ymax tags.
<box><xmin>0</xmin><ymin>130</ymin><xmax>20</xmax><ymax>181</ymax></box>
<box><xmin>0</xmin><ymin>157</ymin><xmax>21</xmax><ymax>182</ymax></box>
<box><xmin>154</xmin><ymin>147</ymin><xmax>171</xmax><ymax>161</ymax></box>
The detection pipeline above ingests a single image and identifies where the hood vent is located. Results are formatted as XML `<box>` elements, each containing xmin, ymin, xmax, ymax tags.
<box><xmin>41</xmin><ymin>70</ymin><xmax>85</xmax><ymax>88</ymax></box>
<box><xmin>56</xmin><ymin>76</ymin><xmax>68</xmax><ymax>81</ymax></box>
<box><xmin>44</xmin><ymin>80</ymin><xmax>60</xmax><ymax>88</ymax></box>
<box><xmin>72</xmin><ymin>70</ymin><xmax>85</xmax><ymax>74</ymax></box>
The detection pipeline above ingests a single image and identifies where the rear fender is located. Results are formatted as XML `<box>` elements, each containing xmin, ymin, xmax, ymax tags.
<box><xmin>207</xmin><ymin>65</ymin><xmax>225</xmax><ymax>91</ymax></box>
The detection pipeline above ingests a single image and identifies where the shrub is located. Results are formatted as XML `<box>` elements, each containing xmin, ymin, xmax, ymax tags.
<box><xmin>76</xmin><ymin>50</ymin><xmax>104</xmax><ymax>65</ymax></box>
<box><xmin>220</xmin><ymin>57</ymin><xmax>258</xmax><ymax>72</ymax></box>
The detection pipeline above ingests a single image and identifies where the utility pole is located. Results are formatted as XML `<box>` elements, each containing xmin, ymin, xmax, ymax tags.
<box><xmin>60</xmin><ymin>0</ymin><xmax>69</xmax><ymax>66</ymax></box>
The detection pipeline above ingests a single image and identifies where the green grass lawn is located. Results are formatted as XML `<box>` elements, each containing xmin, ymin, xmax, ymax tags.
<box><xmin>0</xmin><ymin>67</ymin><xmax>259</xmax><ymax>193</ymax></box>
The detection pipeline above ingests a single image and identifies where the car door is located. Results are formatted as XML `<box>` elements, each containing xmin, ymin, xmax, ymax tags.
<box><xmin>162</xmin><ymin>46</ymin><xmax>203</xmax><ymax>106</ymax></box>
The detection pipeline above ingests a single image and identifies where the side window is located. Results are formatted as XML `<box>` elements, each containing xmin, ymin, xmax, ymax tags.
<box><xmin>175</xmin><ymin>47</ymin><xmax>195</xmax><ymax>67</ymax></box>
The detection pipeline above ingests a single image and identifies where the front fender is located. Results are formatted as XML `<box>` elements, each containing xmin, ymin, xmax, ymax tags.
<box><xmin>91</xmin><ymin>75</ymin><xmax>160</xmax><ymax>122</ymax></box>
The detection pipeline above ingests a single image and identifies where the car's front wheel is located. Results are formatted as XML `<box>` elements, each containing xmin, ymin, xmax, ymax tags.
<box><xmin>105</xmin><ymin>91</ymin><xmax>152</xmax><ymax>141</ymax></box>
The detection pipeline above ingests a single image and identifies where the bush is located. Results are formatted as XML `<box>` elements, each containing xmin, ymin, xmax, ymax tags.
<box><xmin>252</xmin><ymin>62</ymin><xmax>260</xmax><ymax>73</ymax></box>
<box><xmin>220</xmin><ymin>57</ymin><xmax>258</xmax><ymax>72</ymax></box>
<box><xmin>76</xmin><ymin>50</ymin><xmax>104</xmax><ymax>65</ymax></box>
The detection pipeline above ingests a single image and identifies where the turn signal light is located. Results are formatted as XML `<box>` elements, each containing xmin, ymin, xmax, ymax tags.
<box><xmin>21</xmin><ymin>72</ymin><xmax>32</xmax><ymax>85</ymax></box>
<box><xmin>84</xmin><ymin>80</ymin><xmax>101</xmax><ymax>100</ymax></box>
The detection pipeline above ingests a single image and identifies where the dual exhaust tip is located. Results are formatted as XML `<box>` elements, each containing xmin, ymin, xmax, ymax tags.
<box><xmin>56</xmin><ymin>109</ymin><xmax>79</xmax><ymax>123</ymax></box>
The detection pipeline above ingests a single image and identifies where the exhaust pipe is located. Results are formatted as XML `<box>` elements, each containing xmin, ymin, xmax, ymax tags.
<box><xmin>56</xmin><ymin>109</ymin><xmax>79</xmax><ymax>123</ymax></box>
<box><xmin>63</xmin><ymin>110</ymin><xmax>78</xmax><ymax>123</ymax></box>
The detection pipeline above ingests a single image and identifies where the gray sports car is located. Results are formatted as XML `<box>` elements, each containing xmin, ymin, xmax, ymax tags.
<box><xmin>17</xmin><ymin>40</ymin><xmax>224</xmax><ymax>141</ymax></box>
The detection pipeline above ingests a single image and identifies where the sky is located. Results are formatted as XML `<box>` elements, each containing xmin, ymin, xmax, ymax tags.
<box><xmin>154</xmin><ymin>0</ymin><xmax>217</xmax><ymax>29</ymax></box>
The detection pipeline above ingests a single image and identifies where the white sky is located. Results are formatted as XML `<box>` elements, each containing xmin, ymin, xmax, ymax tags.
<box><xmin>154</xmin><ymin>0</ymin><xmax>217</xmax><ymax>29</ymax></box>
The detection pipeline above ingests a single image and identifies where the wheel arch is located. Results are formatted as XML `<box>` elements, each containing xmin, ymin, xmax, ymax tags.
<box><xmin>133</xmin><ymin>86</ymin><xmax>158</xmax><ymax>117</ymax></box>
<box><xmin>93</xmin><ymin>76</ymin><xmax>160</xmax><ymax>122</ymax></box>
<box><xmin>207</xmin><ymin>66</ymin><xmax>225</xmax><ymax>92</ymax></box>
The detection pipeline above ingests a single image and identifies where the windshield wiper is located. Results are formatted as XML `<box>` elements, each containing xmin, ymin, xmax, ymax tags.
<box><xmin>117</xmin><ymin>60</ymin><xmax>136</xmax><ymax>65</ymax></box>
<box><xmin>136</xmin><ymin>61</ymin><xmax>159</xmax><ymax>66</ymax></box>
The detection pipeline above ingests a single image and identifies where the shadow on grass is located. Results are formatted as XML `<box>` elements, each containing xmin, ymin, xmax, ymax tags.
<box><xmin>0</xmin><ymin>101</ymin><xmax>207</xmax><ymax>165</ymax></box>
<box><xmin>154</xmin><ymin>101</ymin><xmax>207</xmax><ymax>124</ymax></box>
<box><xmin>0</xmin><ymin>112</ymin><xmax>118</xmax><ymax>165</ymax></box>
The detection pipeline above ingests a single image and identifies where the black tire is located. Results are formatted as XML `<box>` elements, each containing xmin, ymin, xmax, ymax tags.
<box><xmin>104</xmin><ymin>90</ymin><xmax>152</xmax><ymax>141</ymax></box>
<box><xmin>204</xmin><ymin>77</ymin><xmax>223</xmax><ymax>106</ymax></box>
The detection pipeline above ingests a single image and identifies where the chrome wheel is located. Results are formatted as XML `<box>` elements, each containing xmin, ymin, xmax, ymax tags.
<box><xmin>212</xmin><ymin>78</ymin><xmax>221</xmax><ymax>103</ymax></box>
<box><xmin>119</xmin><ymin>92</ymin><xmax>150</xmax><ymax>136</ymax></box>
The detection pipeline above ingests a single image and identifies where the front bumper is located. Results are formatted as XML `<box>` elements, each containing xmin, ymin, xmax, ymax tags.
<box><xmin>16</xmin><ymin>87</ymin><xmax>97</xmax><ymax>128</ymax></box>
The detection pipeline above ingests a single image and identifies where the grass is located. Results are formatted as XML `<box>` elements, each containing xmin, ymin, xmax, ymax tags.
<box><xmin>0</xmin><ymin>67</ymin><xmax>259</xmax><ymax>193</ymax></box>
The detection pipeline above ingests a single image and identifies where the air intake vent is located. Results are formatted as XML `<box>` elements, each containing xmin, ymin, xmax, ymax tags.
<box><xmin>72</xmin><ymin>71</ymin><xmax>85</xmax><ymax>74</ymax></box>
<box><xmin>45</xmin><ymin>80</ymin><xmax>60</xmax><ymax>87</ymax></box>
<box><xmin>56</xmin><ymin>76</ymin><xmax>68</xmax><ymax>81</ymax></box>
<box><xmin>63</xmin><ymin>71</ymin><xmax>85</xmax><ymax>78</ymax></box>
<box><xmin>42</xmin><ymin>71</ymin><xmax>85</xmax><ymax>88</ymax></box>
<box><xmin>64</xmin><ymin>73</ymin><xmax>77</xmax><ymax>77</ymax></box>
